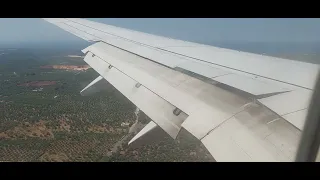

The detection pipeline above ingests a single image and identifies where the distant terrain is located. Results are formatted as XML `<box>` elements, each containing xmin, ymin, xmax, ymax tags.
<box><xmin>0</xmin><ymin>47</ymin><xmax>213</xmax><ymax>162</ymax></box>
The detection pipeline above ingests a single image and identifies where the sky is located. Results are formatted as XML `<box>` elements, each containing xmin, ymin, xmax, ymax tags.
<box><xmin>0</xmin><ymin>18</ymin><xmax>320</xmax><ymax>46</ymax></box>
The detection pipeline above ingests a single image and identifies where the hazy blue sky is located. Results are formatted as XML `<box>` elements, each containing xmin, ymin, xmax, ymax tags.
<box><xmin>0</xmin><ymin>18</ymin><xmax>320</xmax><ymax>45</ymax></box>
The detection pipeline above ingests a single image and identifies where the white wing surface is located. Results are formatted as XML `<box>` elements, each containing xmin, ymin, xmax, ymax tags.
<box><xmin>43</xmin><ymin>18</ymin><xmax>319</xmax><ymax>162</ymax></box>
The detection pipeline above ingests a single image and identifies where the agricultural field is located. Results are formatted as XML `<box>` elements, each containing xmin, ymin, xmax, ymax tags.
<box><xmin>0</xmin><ymin>47</ymin><xmax>214</xmax><ymax>162</ymax></box>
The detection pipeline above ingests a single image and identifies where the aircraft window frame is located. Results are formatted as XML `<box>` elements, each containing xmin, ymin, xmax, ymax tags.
<box><xmin>295</xmin><ymin>73</ymin><xmax>320</xmax><ymax>162</ymax></box>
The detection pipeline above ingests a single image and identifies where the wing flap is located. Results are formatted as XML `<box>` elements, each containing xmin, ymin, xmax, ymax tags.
<box><xmin>181</xmin><ymin>106</ymin><xmax>241</xmax><ymax>139</ymax></box>
<box><xmin>201</xmin><ymin>104</ymin><xmax>300</xmax><ymax>162</ymax></box>
<box><xmin>177</xmin><ymin>61</ymin><xmax>232</xmax><ymax>78</ymax></box>
<box><xmin>82</xmin><ymin>42</ymin><xmax>201</xmax><ymax>114</ymax></box>
<box><xmin>83</xmin><ymin>42</ymin><xmax>255</xmax><ymax>142</ymax></box>
<box><xmin>176</xmin><ymin>60</ymin><xmax>294</xmax><ymax>97</ymax></box>
<box><xmin>282</xmin><ymin>109</ymin><xmax>308</xmax><ymax>130</ymax></box>
<box><xmin>258</xmin><ymin>90</ymin><xmax>312</xmax><ymax>130</ymax></box>
<box><xmin>83</xmin><ymin>51</ymin><xmax>187</xmax><ymax>138</ymax></box>
<box><xmin>163</xmin><ymin>46</ymin><xmax>319</xmax><ymax>90</ymax></box>
<box><xmin>258</xmin><ymin>90</ymin><xmax>312</xmax><ymax>115</ymax></box>
<box><xmin>212</xmin><ymin>74</ymin><xmax>290</xmax><ymax>96</ymax></box>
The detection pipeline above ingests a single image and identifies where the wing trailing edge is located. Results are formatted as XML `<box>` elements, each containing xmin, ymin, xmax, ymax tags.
<box><xmin>82</xmin><ymin>50</ymin><xmax>187</xmax><ymax>139</ymax></box>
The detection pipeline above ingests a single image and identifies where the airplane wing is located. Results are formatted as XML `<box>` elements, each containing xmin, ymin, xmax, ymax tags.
<box><xmin>43</xmin><ymin>18</ymin><xmax>319</xmax><ymax>162</ymax></box>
